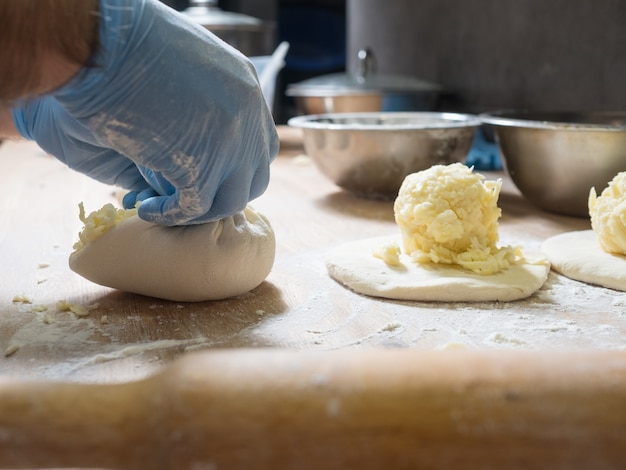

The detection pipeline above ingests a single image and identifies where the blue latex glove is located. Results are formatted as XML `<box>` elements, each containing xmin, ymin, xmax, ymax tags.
<box><xmin>12</xmin><ymin>0</ymin><xmax>279</xmax><ymax>226</ymax></box>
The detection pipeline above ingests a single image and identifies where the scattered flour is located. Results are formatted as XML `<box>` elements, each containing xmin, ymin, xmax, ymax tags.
<box><xmin>485</xmin><ymin>332</ymin><xmax>527</xmax><ymax>347</ymax></box>
<box><xmin>252</xmin><ymin>268</ymin><xmax>626</xmax><ymax>352</ymax></box>
<box><xmin>77</xmin><ymin>338</ymin><xmax>209</xmax><ymax>370</ymax></box>
<box><xmin>2</xmin><ymin>298</ymin><xmax>211</xmax><ymax>380</ymax></box>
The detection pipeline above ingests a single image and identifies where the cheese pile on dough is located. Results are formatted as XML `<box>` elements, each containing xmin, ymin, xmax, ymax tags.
<box><xmin>392</xmin><ymin>162</ymin><xmax>522</xmax><ymax>275</ymax></box>
<box><xmin>589</xmin><ymin>171</ymin><xmax>626</xmax><ymax>255</ymax></box>
<box><xmin>73</xmin><ymin>202</ymin><xmax>138</xmax><ymax>251</ymax></box>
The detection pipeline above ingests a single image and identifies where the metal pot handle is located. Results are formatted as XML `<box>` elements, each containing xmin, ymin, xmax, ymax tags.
<box><xmin>355</xmin><ymin>48</ymin><xmax>377</xmax><ymax>83</ymax></box>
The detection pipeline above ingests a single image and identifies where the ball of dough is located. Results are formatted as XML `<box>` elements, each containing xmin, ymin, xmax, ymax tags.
<box><xmin>589</xmin><ymin>171</ymin><xmax>626</xmax><ymax>255</ymax></box>
<box><xmin>393</xmin><ymin>163</ymin><xmax>518</xmax><ymax>275</ymax></box>
<box><xmin>69</xmin><ymin>207</ymin><xmax>275</xmax><ymax>302</ymax></box>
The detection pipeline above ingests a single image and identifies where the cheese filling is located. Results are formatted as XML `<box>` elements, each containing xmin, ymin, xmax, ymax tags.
<box><xmin>391</xmin><ymin>163</ymin><xmax>522</xmax><ymax>275</ymax></box>
<box><xmin>372</xmin><ymin>239</ymin><xmax>402</xmax><ymax>266</ymax></box>
<box><xmin>589</xmin><ymin>171</ymin><xmax>626</xmax><ymax>255</ymax></box>
<box><xmin>73</xmin><ymin>202</ymin><xmax>138</xmax><ymax>252</ymax></box>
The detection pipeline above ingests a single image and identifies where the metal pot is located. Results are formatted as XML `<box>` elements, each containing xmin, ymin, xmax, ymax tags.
<box><xmin>286</xmin><ymin>49</ymin><xmax>442</xmax><ymax>115</ymax></box>
<box><xmin>182</xmin><ymin>0</ymin><xmax>275</xmax><ymax>56</ymax></box>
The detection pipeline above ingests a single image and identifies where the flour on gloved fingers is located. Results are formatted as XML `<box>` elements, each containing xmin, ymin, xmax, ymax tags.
<box><xmin>69</xmin><ymin>203</ymin><xmax>275</xmax><ymax>302</ymax></box>
<box><xmin>326</xmin><ymin>163</ymin><xmax>550</xmax><ymax>302</ymax></box>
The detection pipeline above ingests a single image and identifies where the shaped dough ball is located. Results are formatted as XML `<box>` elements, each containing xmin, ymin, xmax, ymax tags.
<box><xmin>69</xmin><ymin>207</ymin><xmax>275</xmax><ymax>302</ymax></box>
<box><xmin>589</xmin><ymin>171</ymin><xmax>626</xmax><ymax>255</ymax></box>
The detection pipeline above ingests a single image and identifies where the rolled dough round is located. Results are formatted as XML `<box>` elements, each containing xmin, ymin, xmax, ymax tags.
<box><xmin>541</xmin><ymin>230</ymin><xmax>626</xmax><ymax>292</ymax></box>
<box><xmin>326</xmin><ymin>236</ymin><xmax>550</xmax><ymax>302</ymax></box>
<box><xmin>69</xmin><ymin>207</ymin><xmax>275</xmax><ymax>302</ymax></box>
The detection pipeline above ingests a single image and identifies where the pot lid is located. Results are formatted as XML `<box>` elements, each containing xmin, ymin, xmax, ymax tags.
<box><xmin>286</xmin><ymin>49</ymin><xmax>442</xmax><ymax>96</ymax></box>
<box><xmin>183</xmin><ymin>0</ymin><xmax>264</xmax><ymax>31</ymax></box>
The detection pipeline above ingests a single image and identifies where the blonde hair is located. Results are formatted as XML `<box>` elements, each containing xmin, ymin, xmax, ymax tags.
<box><xmin>0</xmin><ymin>0</ymin><xmax>99</xmax><ymax>105</ymax></box>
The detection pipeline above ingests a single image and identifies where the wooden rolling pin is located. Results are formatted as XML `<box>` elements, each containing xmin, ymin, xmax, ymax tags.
<box><xmin>1</xmin><ymin>348</ymin><xmax>625</xmax><ymax>469</ymax></box>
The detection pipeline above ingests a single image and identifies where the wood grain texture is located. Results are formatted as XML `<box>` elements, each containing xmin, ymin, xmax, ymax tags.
<box><xmin>0</xmin><ymin>348</ymin><xmax>625</xmax><ymax>469</ymax></box>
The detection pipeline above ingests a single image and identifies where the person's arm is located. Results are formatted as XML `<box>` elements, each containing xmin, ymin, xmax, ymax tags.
<box><xmin>0</xmin><ymin>0</ymin><xmax>98</xmax><ymax>105</ymax></box>
<box><xmin>0</xmin><ymin>109</ymin><xmax>19</xmax><ymax>139</ymax></box>
<box><xmin>6</xmin><ymin>0</ymin><xmax>279</xmax><ymax>226</ymax></box>
<box><xmin>0</xmin><ymin>1</ymin><xmax>97</xmax><ymax>140</ymax></box>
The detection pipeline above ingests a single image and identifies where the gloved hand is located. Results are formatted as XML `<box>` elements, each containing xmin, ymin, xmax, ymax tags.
<box><xmin>11</xmin><ymin>0</ymin><xmax>279</xmax><ymax>226</ymax></box>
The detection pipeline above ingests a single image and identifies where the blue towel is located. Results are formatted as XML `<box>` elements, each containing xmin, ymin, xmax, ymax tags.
<box><xmin>465</xmin><ymin>127</ymin><xmax>503</xmax><ymax>171</ymax></box>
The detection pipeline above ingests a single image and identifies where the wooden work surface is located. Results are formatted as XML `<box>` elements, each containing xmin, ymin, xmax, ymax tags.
<box><xmin>1</xmin><ymin>127</ymin><xmax>626</xmax><ymax>470</ymax></box>
<box><xmin>0</xmin><ymin>126</ymin><xmax>624</xmax><ymax>384</ymax></box>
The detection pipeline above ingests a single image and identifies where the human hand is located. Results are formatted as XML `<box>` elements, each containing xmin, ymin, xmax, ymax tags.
<box><xmin>12</xmin><ymin>0</ymin><xmax>279</xmax><ymax>225</ymax></box>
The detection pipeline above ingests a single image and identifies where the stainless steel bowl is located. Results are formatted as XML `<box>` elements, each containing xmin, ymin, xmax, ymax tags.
<box><xmin>288</xmin><ymin>112</ymin><xmax>480</xmax><ymax>199</ymax></box>
<box><xmin>481</xmin><ymin>111</ymin><xmax>626</xmax><ymax>217</ymax></box>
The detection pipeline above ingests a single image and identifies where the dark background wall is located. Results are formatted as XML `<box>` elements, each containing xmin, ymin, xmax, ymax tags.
<box><xmin>347</xmin><ymin>0</ymin><xmax>626</xmax><ymax>113</ymax></box>
<box><xmin>162</xmin><ymin>1</ymin><xmax>626</xmax><ymax>117</ymax></box>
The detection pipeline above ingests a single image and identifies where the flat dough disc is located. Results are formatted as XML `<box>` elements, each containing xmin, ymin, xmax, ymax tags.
<box><xmin>541</xmin><ymin>230</ymin><xmax>626</xmax><ymax>292</ymax></box>
<box><xmin>69</xmin><ymin>207</ymin><xmax>275</xmax><ymax>302</ymax></box>
<box><xmin>326</xmin><ymin>236</ymin><xmax>550</xmax><ymax>302</ymax></box>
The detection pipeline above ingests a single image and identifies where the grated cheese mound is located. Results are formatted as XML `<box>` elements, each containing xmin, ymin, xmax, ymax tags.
<box><xmin>589</xmin><ymin>171</ymin><xmax>626</xmax><ymax>255</ymax></box>
<box><xmin>73</xmin><ymin>202</ymin><xmax>138</xmax><ymax>251</ymax></box>
<box><xmin>393</xmin><ymin>163</ymin><xmax>522</xmax><ymax>275</ymax></box>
